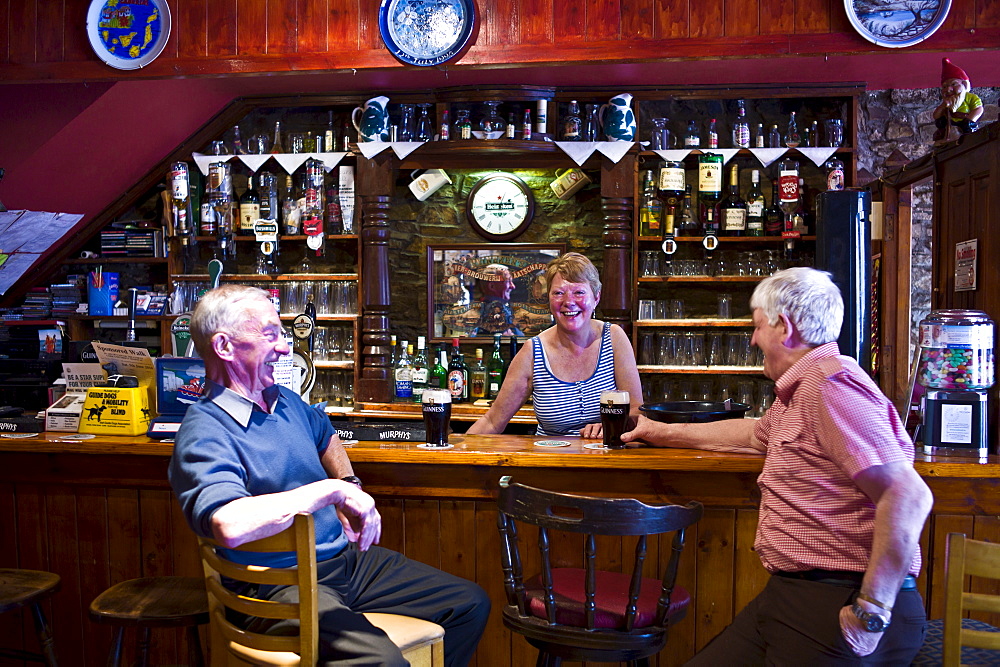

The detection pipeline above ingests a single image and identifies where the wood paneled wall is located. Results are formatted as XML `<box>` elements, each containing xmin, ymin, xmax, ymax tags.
<box><xmin>1</xmin><ymin>0</ymin><xmax>998</xmax><ymax>82</ymax></box>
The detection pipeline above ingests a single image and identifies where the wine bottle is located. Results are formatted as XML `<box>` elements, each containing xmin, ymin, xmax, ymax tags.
<box><xmin>239</xmin><ymin>172</ymin><xmax>261</xmax><ymax>234</ymax></box>
<box><xmin>719</xmin><ymin>163</ymin><xmax>747</xmax><ymax>236</ymax></box>
<box><xmin>487</xmin><ymin>334</ymin><xmax>504</xmax><ymax>399</ymax></box>
<box><xmin>765</xmin><ymin>180</ymin><xmax>783</xmax><ymax>235</ymax></box>
<box><xmin>281</xmin><ymin>175</ymin><xmax>301</xmax><ymax>235</ymax></box>
<box><xmin>746</xmin><ymin>169</ymin><xmax>766</xmax><ymax>237</ymax></box>
<box><xmin>506</xmin><ymin>112</ymin><xmax>516</xmax><ymax>139</ymax></box>
<box><xmin>325</xmin><ymin>110</ymin><xmax>336</xmax><ymax>153</ymax></box>
<box><xmin>470</xmin><ymin>349</ymin><xmax>487</xmax><ymax>400</ymax></box>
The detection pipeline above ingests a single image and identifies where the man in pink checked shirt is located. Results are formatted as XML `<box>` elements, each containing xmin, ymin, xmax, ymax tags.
<box><xmin>622</xmin><ymin>267</ymin><xmax>933</xmax><ymax>665</ymax></box>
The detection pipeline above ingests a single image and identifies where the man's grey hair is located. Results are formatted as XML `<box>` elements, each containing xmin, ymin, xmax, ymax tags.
<box><xmin>750</xmin><ymin>267</ymin><xmax>844</xmax><ymax>346</ymax></box>
<box><xmin>190</xmin><ymin>284</ymin><xmax>272</xmax><ymax>359</ymax></box>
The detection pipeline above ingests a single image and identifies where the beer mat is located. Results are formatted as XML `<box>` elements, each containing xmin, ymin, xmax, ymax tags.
<box><xmin>534</xmin><ymin>440</ymin><xmax>570</xmax><ymax>447</ymax></box>
<box><xmin>58</xmin><ymin>433</ymin><xmax>96</xmax><ymax>440</ymax></box>
<box><xmin>1</xmin><ymin>433</ymin><xmax>37</xmax><ymax>438</ymax></box>
<box><xmin>583</xmin><ymin>443</ymin><xmax>613</xmax><ymax>450</ymax></box>
<box><xmin>417</xmin><ymin>443</ymin><xmax>454</xmax><ymax>450</ymax></box>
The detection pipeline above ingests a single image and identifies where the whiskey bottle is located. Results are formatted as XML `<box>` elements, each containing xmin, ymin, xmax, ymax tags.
<box><xmin>239</xmin><ymin>172</ymin><xmax>261</xmax><ymax>234</ymax></box>
<box><xmin>698</xmin><ymin>152</ymin><xmax>723</xmax><ymax>235</ymax></box>
<box><xmin>639</xmin><ymin>169</ymin><xmax>662</xmax><ymax>237</ymax></box>
<box><xmin>470</xmin><ymin>349</ymin><xmax>487</xmax><ymax>400</ymax></box>
<box><xmin>719</xmin><ymin>163</ymin><xmax>747</xmax><ymax>236</ymax></box>
<box><xmin>657</xmin><ymin>161</ymin><xmax>685</xmax><ymax>237</ymax></box>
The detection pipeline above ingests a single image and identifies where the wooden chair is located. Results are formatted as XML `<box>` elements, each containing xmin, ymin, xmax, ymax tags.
<box><xmin>88</xmin><ymin>576</ymin><xmax>209</xmax><ymax>667</ymax></box>
<box><xmin>914</xmin><ymin>532</ymin><xmax>1000</xmax><ymax>666</ymax></box>
<box><xmin>495</xmin><ymin>475</ymin><xmax>703</xmax><ymax>666</ymax></box>
<box><xmin>198</xmin><ymin>512</ymin><xmax>444</xmax><ymax>666</ymax></box>
<box><xmin>0</xmin><ymin>569</ymin><xmax>60</xmax><ymax>666</ymax></box>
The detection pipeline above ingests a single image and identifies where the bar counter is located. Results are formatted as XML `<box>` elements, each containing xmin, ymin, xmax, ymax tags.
<box><xmin>2</xmin><ymin>432</ymin><xmax>999</xmax><ymax>666</ymax></box>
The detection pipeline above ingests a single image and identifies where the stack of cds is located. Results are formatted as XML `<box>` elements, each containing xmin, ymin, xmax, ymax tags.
<box><xmin>21</xmin><ymin>287</ymin><xmax>52</xmax><ymax>319</ymax></box>
<box><xmin>51</xmin><ymin>282</ymin><xmax>84</xmax><ymax>317</ymax></box>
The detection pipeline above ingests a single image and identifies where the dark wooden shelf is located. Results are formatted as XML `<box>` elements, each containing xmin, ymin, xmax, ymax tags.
<box><xmin>637</xmin><ymin>235</ymin><xmax>816</xmax><ymax>243</ymax></box>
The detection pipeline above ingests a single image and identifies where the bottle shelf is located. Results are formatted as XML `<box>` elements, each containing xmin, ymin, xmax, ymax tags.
<box><xmin>636</xmin><ymin>236</ymin><xmax>816</xmax><ymax>243</ymax></box>
<box><xmin>638</xmin><ymin>275</ymin><xmax>765</xmax><ymax>283</ymax></box>
<box><xmin>637</xmin><ymin>147</ymin><xmax>853</xmax><ymax>157</ymax></box>
<box><xmin>193</xmin><ymin>234</ymin><xmax>357</xmax><ymax>242</ymax></box>
<box><xmin>638</xmin><ymin>365</ymin><xmax>764</xmax><ymax>374</ymax></box>
<box><xmin>635</xmin><ymin>319</ymin><xmax>752</xmax><ymax>327</ymax></box>
<box><xmin>279</xmin><ymin>313</ymin><xmax>356</xmax><ymax>321</ymax></box>
<box><xmin>314</xmin><ymin>360</ymin><xmax>355</xmax><ymax>369</ymax></box>
<box><xmin>173</xmin><ymin>273</ymin><xmax>358</xmax><ymax>281</ymax></box>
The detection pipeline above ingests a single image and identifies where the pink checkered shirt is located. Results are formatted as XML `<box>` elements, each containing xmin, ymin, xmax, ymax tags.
<box><xmin>752</xmin><ymin>342</ymin><xmax>921</xmax><ymax>575</ymax></box>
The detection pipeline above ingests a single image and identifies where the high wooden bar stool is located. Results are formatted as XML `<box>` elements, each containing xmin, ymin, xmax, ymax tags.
<box><xmin>88</xmin><ymin>576</ymin><xmax>209</xmax><ymax>667</ymax></box>
<box><xmin>0</xmin><ymin>568</ymin><xmax>60</xmax><ymax>666</ymax></box>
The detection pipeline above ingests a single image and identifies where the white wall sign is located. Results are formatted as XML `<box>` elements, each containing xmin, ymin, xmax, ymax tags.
<box><xmin>955</xmin><ymin>239</ymin><xmax>977</xmax><ymax>292</ymax></box>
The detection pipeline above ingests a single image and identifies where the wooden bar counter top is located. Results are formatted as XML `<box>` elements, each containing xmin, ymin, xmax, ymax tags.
<box><xmin>2</xmin><ymin>431</ymin><xmax>999</xmax><ymax>665</ymax></box>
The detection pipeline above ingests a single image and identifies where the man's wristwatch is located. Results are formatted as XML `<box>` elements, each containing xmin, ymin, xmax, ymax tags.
<box><xmin>340</xmin><ymin>475</ymin><xmax>363</xmax><ymax>489</ymax></box>
<box><xmin>852</xmin><ymin>601</ymin><xmax>890</xmax><ymax>632</ymax></box>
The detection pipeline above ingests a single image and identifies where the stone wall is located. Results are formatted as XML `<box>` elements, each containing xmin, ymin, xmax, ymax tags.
<box><xmin>859</xmin><ymin>86</ymin><xmax>999</xmax><ymax>345</ymax></box>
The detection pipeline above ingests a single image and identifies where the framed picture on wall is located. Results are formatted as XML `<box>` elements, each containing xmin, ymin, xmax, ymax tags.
<box><xmin>427</xmin><ymin>244</ymin><xmax>565</xmax><ymax>342</ymax></box>
<box><xmin>844</xmin><ymin>0</ymin><xmax>951</xmax><ymax>48</ymax></box>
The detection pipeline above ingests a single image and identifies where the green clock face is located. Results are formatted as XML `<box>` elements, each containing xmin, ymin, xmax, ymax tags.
<box><xmin>466</xmin><ymin>173</ymin><xmax>535</xmax><ymax>242</ymax></box>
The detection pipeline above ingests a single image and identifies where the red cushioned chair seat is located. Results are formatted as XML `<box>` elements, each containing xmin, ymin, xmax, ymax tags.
<box><xmin>525</xmin><ymin>568</ymin><xmax>691</xmax><ymax>629</ymax></box>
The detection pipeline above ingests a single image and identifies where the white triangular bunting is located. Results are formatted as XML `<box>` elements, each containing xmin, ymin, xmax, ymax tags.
<box><xmin>238</xmin><ymin>154</ymin><xmax>270</xmax><ymax>173</ymax></box>
<box><xmin>356</xmin><ymin>142</ymin><xmax>392</xmax><ymax>159</ymax></box>
<box><xmin>272</xmin><ymin>153</ymin><xmax>310</xmax><ymax>174</ymax></box>
<box><xmin>595</xmin><ymin>141</ymin><xmax>635</xmax><ymax>163</ymax></box>
<box><xmin>703</xmin><ymin>149</ymin><xmax>741</xmax><ymax>165</ymax></box>
<box><xmin>305</xmin><ymin>153</ymin><xmax>348</xmax><ymax>172</ymax></box>
<box><xmin>391</xmin><ymin>142</ymin><xmax>425</xmax><ymax>160</ymax></box>
<box><xmin>748</xmin><ymin>148</ymin><xmax>788</xmax><ymax>168</ymax></box>
<box><xmin>797</xmin><ymin>147</ymin><xmax>839</xmax><ymax>167</ymax></box>
<box><xmin>192</xmin><ymin>152</ymin><xmax>233</xmax><ymax>176</ymax></box>
<box><xmin>653</xmin><ymin>149</ymin><xmax>694</xmax><ymax>162</ymax></box>
<box><xmin>554</xmin><ymin>141</ymin><xmax>599</xmax><ymax>167</ymax></box>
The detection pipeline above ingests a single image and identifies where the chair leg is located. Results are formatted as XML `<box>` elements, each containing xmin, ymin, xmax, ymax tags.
<box><xmin>187</xmin><ymin>625</ymin><xmax>205</xmax><ymax>667</ymax></box>
<box><xmin>29</xmin><ymin>602</ymin><xmax>58</xmax><ymax>667</ymax></box>
<box><xmin>137</xmin><ymin>627</ymin><xmax>151</xmax><ymax>667</ymax></box>
<box><xmin>107</xmin><ymin>627</ymin><xmax>124</xmax><ymax>667</ymax></box>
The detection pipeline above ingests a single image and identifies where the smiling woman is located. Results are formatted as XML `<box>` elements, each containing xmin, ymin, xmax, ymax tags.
<box><xmin>467</xmin><ymin>252</ymin><xmax>644</xmax><ymax>438</ymax></box>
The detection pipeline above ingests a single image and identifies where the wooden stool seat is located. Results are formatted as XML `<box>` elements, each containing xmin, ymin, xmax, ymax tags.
<box><xmin>89</xmin><ymin>576</ymin><xmax>208</xmax><ymax>667</ymax></box>
<box><xmin>0</xmin><ymin>569</ymin><xmax>60</xmax><ymax>666</ymax></box>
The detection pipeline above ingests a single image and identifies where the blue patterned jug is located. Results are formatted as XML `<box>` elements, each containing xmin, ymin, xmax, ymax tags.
<box><xmin>351</xmin><ymin>96</ymin><xmax>390</xmax><ymax>142</ymax></box>
<box><xmin>599</xmin><ymin>93</ymin><xmax>636</xmax><ymax>142</ymax></box>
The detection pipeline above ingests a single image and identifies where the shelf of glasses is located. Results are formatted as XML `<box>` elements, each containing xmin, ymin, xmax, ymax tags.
<box><xmin>636</xmin><ymin>236</ymin><xmax>816</xmax><ymax>243</ymax></box>
<box><xmin>314</xmin><ymin>360</ymin><xmax>355</xmax><ymax>369</ymax></box>
<box><xmin>172</xmin><ymin>273</ymin><xmax>358</xmax><ymax>281</ymax></box>
<box><xmin>193</xmin><ymin>234</ymin><xmax>358</xmax><ymax>243</ymax></box>
<box><xmin>279</xmin><ymin>313</ymin><xmax>356</xmax><ymax>321</ymax></box>
<box><xmin>638</xmin><ymin>365</ymin><xmax>765</xmax><ymax>374</ymax></box>
<box><xmin>635</xmin><ymin>318</ymin><xmax>752</xmax><ymax>327</ymax></box>
<box><xmin>638</xmin><ymin>275</ymin><xmax>766</xmax><ymax>283</ymax></box>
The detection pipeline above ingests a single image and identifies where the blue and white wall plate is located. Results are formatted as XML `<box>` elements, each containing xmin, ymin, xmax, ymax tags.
<box><xmin>379</xmin><ymin>0</ymin><xmax>476</xmax><ymax>67</ymax></box>
<box><xmin>844</xmin><ymin>0</ymin><xmax>951</xmax><ymax>48</ymax></box>
<box><xmin>86</xmin><ymin>0</ymin><xmax>171</xmax><ymax>69</ymax></box>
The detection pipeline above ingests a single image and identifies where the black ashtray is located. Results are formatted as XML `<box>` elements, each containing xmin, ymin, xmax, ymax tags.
<box><xmin>639</xmin><ymin>400</ymin><xmax>751</xmax><ymax>424</ymax></box>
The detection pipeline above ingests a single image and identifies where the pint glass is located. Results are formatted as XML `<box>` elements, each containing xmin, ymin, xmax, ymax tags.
<box><xmin>600</xmin><ymin>390</ymin><xmax>630</xmax><ymax>449</ymax></box>
<box><xmin>422</xmin><ymin>389</ymin><xmax>452</xmax><ymax>447</ymax></box>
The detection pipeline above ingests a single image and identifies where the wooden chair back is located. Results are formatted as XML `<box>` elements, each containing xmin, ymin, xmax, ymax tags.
<box><xmin>198</xmin><ymin>512</ymin><xmax>319</xmax><ymax>665</ymax></box>
<box><xmin>496</xmin><ymin>475</ymin><xmax>703</xmax><ymax>636</ymax></box>
<box><xmin>944</xmin><ymin>532</ymin><xmax>1000</xmax><ymax>665</ymax></box>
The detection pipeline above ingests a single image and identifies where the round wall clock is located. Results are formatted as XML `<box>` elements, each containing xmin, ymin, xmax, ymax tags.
<box><xmin>378</xmin><ymin>0</ymin><xmax>476</xmax><ymax>67</ymax></box>
<box><xmin>844</xmin><ymin>0</ymin><xmax>950</xmax><ymax>48</ymax></box>
<box><xmin>86</xmin><ymin>0</ymin><xmax>171</xmax><ymax>70</ymax></box>
<box><xmin>467</xmin><ymin>173</ymin><xmax>535</xmax><ymax>242</ymax></box>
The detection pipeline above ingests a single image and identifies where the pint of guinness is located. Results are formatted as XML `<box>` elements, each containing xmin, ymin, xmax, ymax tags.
<box><xmin>422</xmin><ymin>389</ymin><xmax>452</xmax><ymax>447</ymax></box>
<box><xmin>600</xmin><ymin>390</ymin><xmax>630</xmax><ymax>449</ymax></box>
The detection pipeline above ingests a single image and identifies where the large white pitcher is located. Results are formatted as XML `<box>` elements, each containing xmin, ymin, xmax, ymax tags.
<box><xmin>599</xmin><ymin>93</ymin><xmax>636</xmax><ymax>142</ymax></box>
<box><xmin>351</xmin><ymin>96</ymin><xmax>390</xmax><ymax>142</ymax></box>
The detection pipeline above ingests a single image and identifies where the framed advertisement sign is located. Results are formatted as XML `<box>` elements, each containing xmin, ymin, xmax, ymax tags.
<box><xmin>427</xmin><ymin>244</ymin><xmax>565</xmax><ymax>342</ymax></box>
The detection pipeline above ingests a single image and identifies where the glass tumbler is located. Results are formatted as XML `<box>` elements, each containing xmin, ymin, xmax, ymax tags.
<box><xmin>824</xmin><ymin>118</ymin><xmax>844</xmax><ymax>147</ymax></box>
<box><xmin>651</xmin><ymin>118</ymin><xmax>670</xmax><ymax>150</ymax></box>
<box><xmin>717</xmin><ymin>293</ymin><xmax>732</xmax><ymax>319</ymax></box>
<box><xmin>640</xmin><ymin>251</ymin><xmax>660</xmax><ymax>277</ymax></box>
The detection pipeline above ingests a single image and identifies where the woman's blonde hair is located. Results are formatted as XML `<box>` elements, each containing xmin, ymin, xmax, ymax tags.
<box><xmin>544</xmin><ymin>252</ymin><xmax>601</xmax><ymax>296</ymax></box>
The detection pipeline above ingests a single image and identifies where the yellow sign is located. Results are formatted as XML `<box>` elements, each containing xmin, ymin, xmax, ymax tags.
<box><xmin>78</xmin><ymin>386</ymin><xmax>151</xmax><ymax>436</ymax></box>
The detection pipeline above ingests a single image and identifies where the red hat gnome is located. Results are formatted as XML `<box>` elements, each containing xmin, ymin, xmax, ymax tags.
<box><xmin>933</xmin><ymin>57</ymin><xmax>982</xmax><ymax>143</ymax></box>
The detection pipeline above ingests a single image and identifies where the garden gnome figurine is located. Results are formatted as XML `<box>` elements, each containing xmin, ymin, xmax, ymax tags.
<box><xmin>933</xmin><ymin>57</ymin><xmax>983</xmax><ymax>143</ymax></box>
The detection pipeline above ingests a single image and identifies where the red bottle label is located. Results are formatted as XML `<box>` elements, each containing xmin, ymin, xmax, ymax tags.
<box><xmin>779</xmin><ymin>171</ymin><xmax>799</xmax><ymax>204</ymax></box>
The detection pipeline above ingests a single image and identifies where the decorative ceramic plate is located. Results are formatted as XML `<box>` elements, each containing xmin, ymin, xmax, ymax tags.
<box><xmin>378</xmin><ymin>0</ymin><xmax>475</xmax><ymax>66</ymax></box>
<box><xmin>844</xmin><ymin>0</ymin><xmax>950</xmax><ymax>48</ymax></box>
<box><xmin>86</xmin><ymin>0</ymin><xmax>171</xmax><ymax>70</ymax></box>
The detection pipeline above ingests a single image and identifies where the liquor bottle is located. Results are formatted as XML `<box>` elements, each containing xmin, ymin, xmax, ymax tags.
<box><xmin>783</xmin><ymin>112</ymin><xmax>801</xmax><ymax>148</ymax></box>
<box><xmin>448</xmin><ymin>338</ymin><xmax>468</xmax><ymax>403</ymax></box>
<box><xmin>440</xmin><ymin>109</ymin><xmax>451</xmax><ymax>140</ymax></box>
<box><xmin>169</xmin><ymin>162</ymin><xmax>194</xmax><ymax>243</ymax></box>
<box><xmin>562</xmin><ymin>100</ymin><xmax>582</xmax><ymax>141</ymax></box>
<box><xmin>325</xmin><ymin>177</ymin><xmax>343</xmax><ymax>235</ymax></box>
<box><xmin>777</xmin><ymin>156</ymin><xmax>801</xmax><ymax>218</ymax></box>
<box><xmin>755</xmin><ymin>123</ymin><xmax>765</xmax><ymax>148</ymax></box>
<box><xmin>808</xmin><ymin>120</ymin><xmax>820</xmax><ymax>147</ymax></box>
<box><xmin>325</xmin><ymin>110</ymin><xmax>336</xmax><ymax>153</ymax></box>
<box><xmin>304</xmin><ymin>299</ymin><xmax>317</xmax><ymax>352</ymax></box>
<box><xmin>825</xmin><ymin>158</ymin><xmax>845</xmax><ymax>191</ymax></box>
<box><xmin>584</xmin><ymin>104</ymin><xmax>599</xmax><ymax>141</ymax></box>
<box><xmin>767</xmin><ymin>124</ymin><xmax>781</xmax><ymax>148</ymax></box>
<box><xmin>506</xmin><ymin>112</ymin><xmax>516</xmax><ymax>139</ymax></box>
<box><xmin>684</xmin><ymin>120</ymin><xmax>700</xmax><ymax>148</ymax></box>
<box><xmin>732</xmin><ymin>101</ymin><xmax>750</xmax><ymax>148</ymax></box>
<box><xmin>791</xmin><ymin>177</ymin><xmax>810</xmax><ymax>235</ymax></box>
<box><xmin>698</xmin><ymin>152</ymin><xmax>723</xmax><ymax>235</ymax></box>
<box><xmin>231</xmin><ymin>125</ymin><xmax>247</xmax><ymax>155</ymax></box>
<box><xmin>487</xmin><ymin>334</ymin><xmax>504</xmax><ymax>399</ymax></box>
<box><xmin>430</xmin><ymin>349</ymin><xmax>448</xmax><ymax>389</ymax></box>
<box><xmin>639</xmin><ymin>170</ymin><xmax>662</xmax><ymax>237</ymax></box>
<box><xmin>470</xmin><ymin>349</ymin><xmax>487</xmax><ymax>400</ymax></box>
<box><xmin>521</xmin><ymin>108</ymin><xmax>532</xmax><ymax>140</ymax></box>
<box><xmin>719</xmin><ymin>163</ymin><xmax>747</xmax><ymax>236</ymax></box>
<box><xmin>678</xmin><ymin>184</ymin><xmax>697</xmax><ymax>233</ymax></box>
<box><xmin>394</xmin><ymin>341</ymin><xmax>413</xmax><ymax>401</ymax></box>
<box><xmin>707</xmin><ymin>118</ymin><xmax>719</xmax><ymax>149</ymax></box>
<box><xmin>389</xmin><ymin>334</ymin><xmax>398</xmax><ymax>369</ymax></box>
<box><xmin>281</xmin><ymin>175</ymin><xmax>301</xmax><ymax>235</ymax></box>
<box><xmin>271</xmin><ymin>121</ymin><xmax>286</xmax><ymax>154</ymax></box>
<box><xmin>745</xmin><ymin>169</ymin><xmax>766</xmax><ymax>237</ymax></box>
<box><xmin>340</xmin><ymin>116</ymin><xmax>353</xmax><ymax>150</ymax></box>
<box><xmin>455</xmin><ymin>109</ymin><xmax>472</xmax><ymax>140</ymax></box>
<box><xmin>257</xmin><ymin>171</ymin><xmax>278</xmax><ymax>222</ymax></box>
<box><xmin>657</xmin><ymin>161</ymin><xmax>685</xmax><ymax>237</ymax></box>
<box><xmin>239</xmin><ymin>172</ymin><xmax>261</xmax><ymax>234</ymax></box>
<box><xmin>765</xmin><ymin>180</ymin><xmax>783</xmax><ymax>235</ymax></box>
<box><xmin>411</xmin><ymin>336</ymin><xmax>429</xmax><ymax>403</ymax></box>
<box><xmin>301</xmin><ymin>158</ymin><xmax>325</xmax><ymax>257</ymax></box>
<box><xmin>304</xmin><ymin>131</ymin><xmax>317</xmax><ymax>152</ymax></box>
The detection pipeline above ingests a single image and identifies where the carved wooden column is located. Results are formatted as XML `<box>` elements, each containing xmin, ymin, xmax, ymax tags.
<box><xmin>356</xmin><ymin>150</ymin><xmax>397</xmax><ymax>403</ymax></box>
<box><xmin>600</xmin><ymin>152</ymin><xmax>636</xmax><ymax>337</ymax></box>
